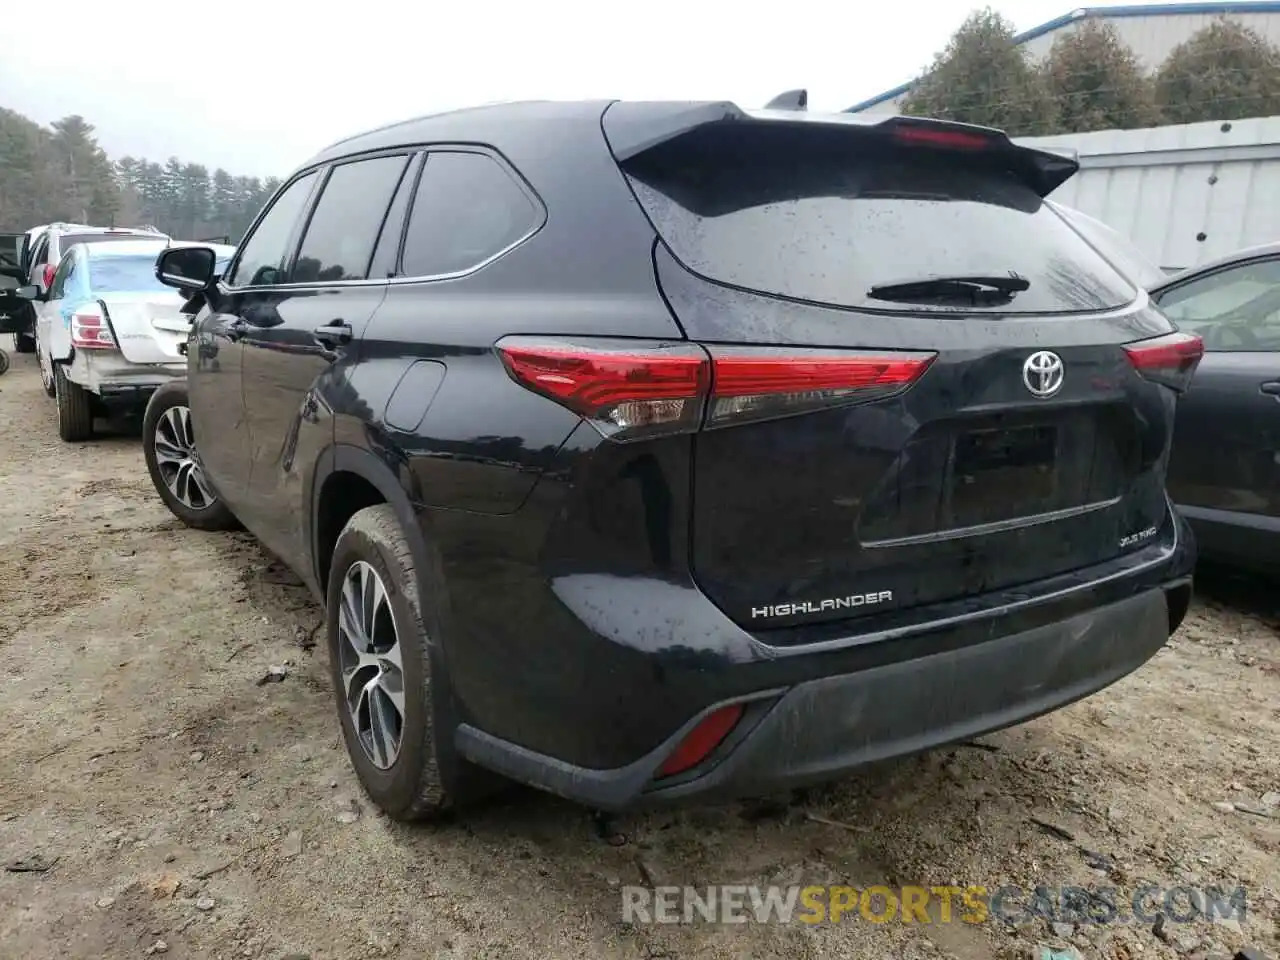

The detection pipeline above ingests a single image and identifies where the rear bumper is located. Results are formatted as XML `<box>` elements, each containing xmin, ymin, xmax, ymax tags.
<box><xmin>70</xmin><ymin>352</ymin><xmax>184</xmax><ymax>407</ymax></box>
<box><xmin>454</xmin><ymin>508</ymin><xmax>1196</xmax><ymax>812</ymax></box>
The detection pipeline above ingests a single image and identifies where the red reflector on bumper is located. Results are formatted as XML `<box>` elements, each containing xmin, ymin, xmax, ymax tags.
<box><xmin>658</xmin><ymin>703</ymin><xmax>745</xmax><ymax>778</ymax></box>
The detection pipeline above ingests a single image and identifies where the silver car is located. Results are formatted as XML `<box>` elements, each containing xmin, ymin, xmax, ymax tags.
<box><xmin>22</xmin><ymin>238</ymin><xmax>235</xmax><ymax>441</ymax></box>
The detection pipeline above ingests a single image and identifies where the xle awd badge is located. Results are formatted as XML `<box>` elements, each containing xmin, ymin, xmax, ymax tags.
<box><xmin>1119</xmin><ymin>526</ymin><xmax>1158</xmax><ymax>548</ymax></box>
<box><xmin>1023</xmin><ymin>350</ymin><xmax>1065</xmax><ymax>398</ymax></box>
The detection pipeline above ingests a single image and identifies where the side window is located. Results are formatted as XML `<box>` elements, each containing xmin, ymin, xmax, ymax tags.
<box><xmin>1155</xmin><ymin>259</ymin><xmax>1280</xmax><ymax>352</ymax></box>
<box><xmin>49</xmin><ymin>253</ymin><xmax>76</xmax><ymax>300</ymax></box>
<box><xmin>226</xmin><ymin>172</ymin><xmax>318</xmax><ymax>288</ymax></box>
<box><xmin>368</xmin><ymin>153</ymin><xmax>421</xmax><ymax>280</ymax></box>
<box><xmin>293</xmin><ymin>155</ymin><xmax>408</xmax><ymax>284</ymax></box>
<box><xmin>31</xmin><ymin>237</ymin><xmax>49</xmax><ymax>281</ymax></box>
<box><xmin>399</xmin><ymin>151</ymin><xmax>540</xmax><ymax>278</ymax></box>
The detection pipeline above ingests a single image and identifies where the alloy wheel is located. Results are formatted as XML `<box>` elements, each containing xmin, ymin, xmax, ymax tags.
<box><xmin>153</xmin><ymin>405</ymin><xmax>216</xmax><ymax>510</ymax></box>
<box><xmin>337</xmin><ymin>560</ymin><xmax>406</xmax><ymax>770</ymax></box>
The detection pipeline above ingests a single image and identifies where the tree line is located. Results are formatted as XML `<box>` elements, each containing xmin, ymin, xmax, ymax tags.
<box><xmin>0</xmin><ymin>106</ymin><xmax>281</xmax><ymax>240</ymax></box>
<box><xmin>900</xmin><ymin>12</ymin><xmax>1280</xmax><ymax>136</ymax></box>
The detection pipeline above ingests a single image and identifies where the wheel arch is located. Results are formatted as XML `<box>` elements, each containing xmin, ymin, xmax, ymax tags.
<box><xmin>312</xmin><ymin>444</ymin><xmax>435</xmax><ymax>612</ymax></box>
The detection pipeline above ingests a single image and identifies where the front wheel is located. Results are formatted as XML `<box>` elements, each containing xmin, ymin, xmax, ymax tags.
<box><xmin>142</xmin><ymin>380</ymin><xmax>238</xmax><ymax>530</ymax></box>
<box><xmin>14</xmin><ymin>333</ymin><xmax>35</xmax><ymax>354</ymax></box>
<box><xmin>326</xmin><ymin>504</ymin><xmax>497</xmax><ymax>821</ymax></box>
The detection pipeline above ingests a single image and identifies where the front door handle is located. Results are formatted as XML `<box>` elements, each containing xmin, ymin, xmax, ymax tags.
<box><xmin>1261</xmin><ymin>380</ymin><xmax>1280</xmax><ymax>396</ymax></box>
<box><xmin>313</xmin><ymin>320</ymin><xmax>353</xmax><ymax>347</ymax></box>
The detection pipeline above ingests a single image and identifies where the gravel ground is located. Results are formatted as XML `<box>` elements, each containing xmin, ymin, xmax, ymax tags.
<box><xmin>0</xmin><ymin>344</ymin><xmax>1277</xmax><ymax>960</ymax></box>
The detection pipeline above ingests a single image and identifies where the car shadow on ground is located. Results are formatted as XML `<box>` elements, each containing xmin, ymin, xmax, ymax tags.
<box><xmin>1193</xmin><ymin>562</ymin><xmax>1279</xmax><ymax>628</ymax></box>
<box><xmin>88</xmin><ymin>414</ymin><xmax>145</xmax><ymax>443</ymax></box>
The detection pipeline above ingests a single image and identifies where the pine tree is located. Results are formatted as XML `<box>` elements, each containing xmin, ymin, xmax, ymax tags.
<box><xmin>1043</xmin><ymin>19</ymin><xmax>1158</xmax><ymax>132</ymax></box>
<box><xmin>901</xmin><ymin>8</ymin><xmax>1057</xmax><ymax>136</ymax></box>
<box><xmin>1154</xmin><ymin>18</ymin><xmax>1280</xmax><ymax>123</ymax></box>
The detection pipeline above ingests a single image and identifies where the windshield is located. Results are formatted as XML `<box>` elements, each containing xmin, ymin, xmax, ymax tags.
<box><xmin>88</xmin><ymin>256</ymin><xmax>170</xmax><ymax>294</ymax></box>
<box><xmin>621</xmin><ymin>126</ymin><xmax>1137</xmax><ymax>314</ymax></box>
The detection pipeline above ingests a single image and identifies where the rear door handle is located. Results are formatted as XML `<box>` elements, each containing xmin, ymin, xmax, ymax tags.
<box><xmin>313</xmin><ymin>320</ymin><xmax>353</xmax><ymax>347</ymax></box>
<box><xmin>1261</xmin><ymin>380</ymin><xmax>1280</xmax><ymax>396</ymax></box>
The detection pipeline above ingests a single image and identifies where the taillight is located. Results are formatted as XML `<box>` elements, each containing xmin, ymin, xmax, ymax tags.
<box><xmin>42</xmin><ymin>264</ymin><xmax>56</xmax><ymax>288</ymax></box>
<box><xmin>70</xmin><ymin>303</ymin><xmax>116</xmax><ymax>350</ymax></box>
<box><xmin>1123</xmin><ymin>331</ymin><xmax>1203</xmax><ymax>393</ymax></box>
<box><xmin>706</xmin><ymin>346</ymin><xmax>936</xmax><ymax>429</ymax></box>
<box><xmin>495</xmin><ymin>337</ymin><xmax>936</xmax><ymax>440</ymax></box>
<box><xmin>496</xmin><ymin>337</ymin><xmax>709</xmax><ymax>441</ymax></box>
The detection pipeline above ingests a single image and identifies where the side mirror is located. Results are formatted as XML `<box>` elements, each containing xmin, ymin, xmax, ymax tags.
<box><xmin>156</xmin><ymin>246</ymin><xmax>217</xmax><ymax>292</ymax></box>
<box><xmin>15</xmin><ymin>285</ymin><xmax>43</xmax><ymax>302</ymax></box>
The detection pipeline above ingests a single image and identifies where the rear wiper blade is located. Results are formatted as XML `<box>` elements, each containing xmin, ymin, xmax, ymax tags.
<box><xmin>867</xmin><ymin>273</ymin><xmax>1030</xmax><ymax>305</ymax></box>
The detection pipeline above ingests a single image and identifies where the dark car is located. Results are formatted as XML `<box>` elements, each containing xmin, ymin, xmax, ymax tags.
<box><xmin>0</xmin><ymin>233</ymin><xmax>36</xmax><ymax>349</ymax></box>
<box><xmin>141</xmin><ymin>100</ymin><xmax>1200</xmax><ymax>821</ymax></box>
<box><xmin>1150</xmin><ymin>243</ymin><xmax>1280</xmax><ymax>575</ymax></box>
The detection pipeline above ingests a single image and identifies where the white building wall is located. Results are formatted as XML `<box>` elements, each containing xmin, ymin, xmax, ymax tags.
<box><xmin>1018</xmin><ymin>10</ymin><xmax>1280</xmax><ymax>64</ymax></box>
<box><xmin>1017</xmin><ymin>115</ymin><xmax>1280</xmax><ymax>270</ymax></box>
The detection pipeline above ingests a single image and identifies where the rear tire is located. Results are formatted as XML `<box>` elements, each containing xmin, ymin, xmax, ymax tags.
<box><xmin>14</xmin><ymin>333</ymin><xmax>35</xmax><ymax>354</ymax></box>
<box><xmin>142</xmin><ymin>380</ymin><xmax>238</xmax><ymax>531</ymax></box>
<box><xmin>54</xmin><ymin>364</ymin><xmax>94</xmax><ymax>442</ymax></box>
<box><xmin>326</xmin><ymin>504</ymin><xmax>496</xmax><ymax>822</ymax></box>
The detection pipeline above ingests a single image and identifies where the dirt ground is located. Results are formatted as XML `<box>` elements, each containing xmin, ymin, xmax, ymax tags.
<box><xmin>0</xmin><ymin>343</ymin><xmax>1277</xmax><ymax>960</ymax></box>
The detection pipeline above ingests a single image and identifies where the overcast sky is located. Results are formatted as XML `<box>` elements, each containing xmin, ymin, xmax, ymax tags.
<box><xmin>4</xmin><ymin>0</ymin><xmax>1102</xmax><ymax>178</ymax></box>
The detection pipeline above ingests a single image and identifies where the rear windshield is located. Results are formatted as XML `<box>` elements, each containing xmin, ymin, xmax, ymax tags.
<box><xmin>88</xmin><ymin>256</ymin><xmax>169</xmax><ymax>294</ymax></box>
<box><xmin>621</xmin><ymin>126</ymin><xmax>1137</xmax><ymax>314</ymax></box>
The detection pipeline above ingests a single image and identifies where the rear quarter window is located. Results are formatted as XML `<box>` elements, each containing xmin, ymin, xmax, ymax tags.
<box><xmin>399</xmin><ymin>151</ymin><xmax>541</xmax><ymax>278</ymax></box>
<box><xmin>621</xmin><ymin>126</ymin><xmax>1137</xmax><ymax>314</ymax></box>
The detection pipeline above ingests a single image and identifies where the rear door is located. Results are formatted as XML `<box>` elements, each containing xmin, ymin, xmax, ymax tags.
<box><xmin>604</xmin><ymin>109</ymin><xmax>1194</xmax><ymax>632</ymax></box>
<box><xmin>0</xmin><ymin>234</ymin><xmax>22</xmax><ymax>272</ymax></box>
<box><xmin>192</xmin><ymin>171</ymin><xmax>321</xmax><ymax>511</ymax></box>
<box><xmin>1153</xmin><ymin>255</ymin><xmax>1280</xmax><ymax>566</ymax></box>
<box><xmin>42</xmin><ymin>250</ymin><xmax>82</xmax><ymax>358</ymax></box>
<box><xmin>239</xmin><ymin>152</ymin><xmax>411</xmax><ymax>573</ymax></box>
<box><xmin>0</xmin><ymin>234</ymin><xmax>27</xmax><ymax>334</ymax></box>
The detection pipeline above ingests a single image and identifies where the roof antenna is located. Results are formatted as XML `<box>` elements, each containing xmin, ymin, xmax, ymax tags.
<box><xmin>764</xmin><ymin>89</ymin><xmax>808</xmax><ymax>111</ymax></box>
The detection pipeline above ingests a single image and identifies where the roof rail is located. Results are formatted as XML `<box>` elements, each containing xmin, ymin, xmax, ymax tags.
<box><xmin>764</xmin><ymin>89</ymin><xmax>808</xmax><ymax>111</ymax></box>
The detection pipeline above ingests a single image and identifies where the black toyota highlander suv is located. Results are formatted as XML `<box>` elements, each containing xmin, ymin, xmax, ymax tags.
<box><xmin>143</xmin><ymin>99</ymin><xmax>1200</xmax><ymax>821</ymax></box>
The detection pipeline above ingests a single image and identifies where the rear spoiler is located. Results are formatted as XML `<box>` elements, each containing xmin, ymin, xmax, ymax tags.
<box><xmin>601</xmin><ymin>101</ymin><xmax>1079</xmax><ymax>197</ymax></box>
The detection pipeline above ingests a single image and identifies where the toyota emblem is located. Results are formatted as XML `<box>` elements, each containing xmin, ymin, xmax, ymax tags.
<box><xmin>1022</xmin><ymin>350</ymin><xmax>1064</xmax><ymax>398</ymax></box>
